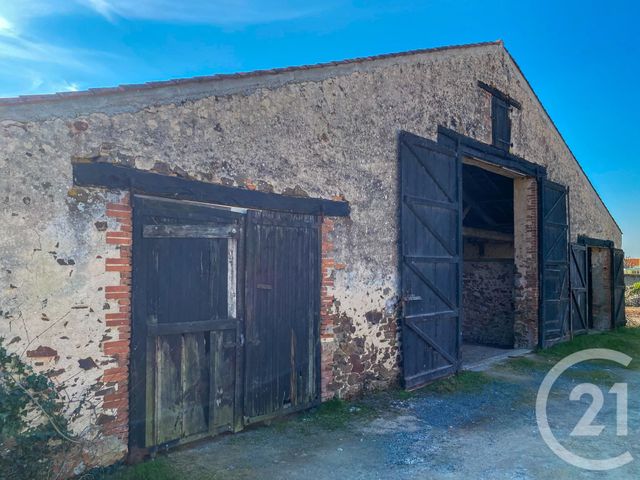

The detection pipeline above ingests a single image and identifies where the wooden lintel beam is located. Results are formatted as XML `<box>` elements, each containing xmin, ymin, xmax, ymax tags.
<box><xmin>73</xmin><ymin>162</ymin><xmax>350</xmax><ymax>217</ymax></box>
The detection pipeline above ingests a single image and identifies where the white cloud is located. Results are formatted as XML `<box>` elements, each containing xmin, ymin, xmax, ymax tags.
<box><xmin>0</xmin><ymin>1</ymin><xmax>77</xmax><ymax>24</ymax></box>
<box><xmin>76</xmin><ymin>0</ymin><xmax>325</xmax><ymax>25</ymax></box>
<box><xmin>1</xmin><ymin>0</ymin><xmax>327</xmax><ymax>26</ymax></box>
<box><xmin>0</xmin><ymin>15</ymin><xmax>12</xmax><ymax>32</ymax></box>
<box><xmin>0</xmin><ymin>3</ymin><xmax>120</xmax><ymax>97</ymax></box>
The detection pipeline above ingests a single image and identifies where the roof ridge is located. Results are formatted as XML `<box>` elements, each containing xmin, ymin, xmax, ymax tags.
<box><xmin>0</xmin><ymin>41</ymin><xmax>502</xmax><ymax>106</ymax></box>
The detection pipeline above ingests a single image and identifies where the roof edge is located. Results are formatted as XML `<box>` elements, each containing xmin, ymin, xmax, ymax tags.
<box><xmin>499</xmin><ymin>44</ymin><xmax>623</xmax><ymax>235</ymax></box>
<box><xmin>0</xmin><ymin>41</ymin><xmax>502</xmax><ymax>107</ymax></box>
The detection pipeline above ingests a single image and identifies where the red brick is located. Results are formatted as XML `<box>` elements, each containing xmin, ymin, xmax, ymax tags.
<box><xmin>104</xmin><ymin>340</ymin><xmax>130</xmax><ymax>355</ymax></box>
<box><xmin>105</xmin><ymin>292</ymin><xmax>129</xmax><ymax>301</ymax></box>
<box><xmin>103</xmin><ymin>399</ymin><xmax>128</xmax><ymax>410</ymax></box>
<box><xmin>106</xmin><ymin>264</ymin><xmax>132</xmax><ymax>272</ymax></box>
<box><xmin>106</xmin><ymin>203</ymin><xmax>132</xmax><ymax>212</ymax></box>
<box><xmin>106</xmin><ymin>231</ymin><xmax>132</xmax><ymax>239</ymax></box>
<box><xmin>106</xmin><ymin>237</ymin><xmax>132</xmax><ymax>246</ymax></box>
<box><xmin>103</xmin><ymin>366</ymin><xmax>127</xmax><ymax>376</ymax></box>
<box><xmin>105</xmin><ymin>285</ymin><xmax>129</xmax><ymax>293</ymax></box>
<box><xmin>106</xmin><ymin>257</ymin><xmax>129</xmax><ymax>265</ymax></box>
<box><xmin>106</xmin><ymin>319</ymin><xmax>130</xmax><ymax>328</ymax></box>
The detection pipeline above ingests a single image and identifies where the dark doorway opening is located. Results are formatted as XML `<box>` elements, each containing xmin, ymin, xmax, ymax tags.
<box><xmin>588</xmin><ymin>246</ymin><xmax>612</xmax><ymax>331</ymax></box>
<box><xmin>460</xmin><ymin>163</ymin><xmax>516</xmax><ymax>364</ymax></box>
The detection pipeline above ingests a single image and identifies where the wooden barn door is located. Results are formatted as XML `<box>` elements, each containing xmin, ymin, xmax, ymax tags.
<box><xmin>399</xmin><ymin>131</ymin><xmax>461</xmax><ymax>389</ymax></box>
<box><xmin>243</xmin><ymin>210</ymin><xmax>321</xmax><ymax>423</ymax></box>
<box><xmin>540</xmin><ymin>180</ymin><xmax>570</xmax><ymax>346</ymax></box>
<box><xmin>570</xmin><ymin>243</ymin><xmax>588</xmax><ymax>335</ymax></box>
<box><xmin>131</xmin><ymin>197</ymin><xmax>244</xmax><ymax>450</ymax></box>
<box><xmin>612</xmin><ymin>248</ymin><xmax>626</xmax><ymax>327</ymax></box>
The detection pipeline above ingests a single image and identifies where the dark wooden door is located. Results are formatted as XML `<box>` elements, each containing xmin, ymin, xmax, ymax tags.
<box><xmin>613</xmin><ymin>248</ymin><xmax>626</xmax><ymax>327</ymax></box>
<box><xmin>570</xmin><ymin>243</ymin><xmax>588</xmax><ymax>334</ymax></box>
<box><xmin>399</xmin><ymin>131</ymin><xmax>461</xmax><ymax>390</ymax></box>
<box><xmin>131</xmin><ymin>197</ymin><xmax>244</xmax><ymax>449</ymax></box>
<box><xmin>540</xmin><ymin>180</ymin><xmax>570</xmax><ymax>346</ymax></box>
<box><xmin>243</xmin><ymin>210</ymin><xmax>321</xmax><ymax>423</ymax></box>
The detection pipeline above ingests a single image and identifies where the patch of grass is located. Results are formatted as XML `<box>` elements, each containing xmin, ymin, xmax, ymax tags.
<box><xmin>418</xmin><ymin>371</ymin><xmax>490</xmax><ymax>394</ymax></box>
<box><xmin>539</xmin><ymin>327</ymin><xmax>640</xmax><ymax>369</ymax></box>
<box><xmin>497</xmin><ymin>355</ymin><xmax>620</xmax><ymax>383</ymax></box>
<box><xmin>297</xmin><ymin>398</ymin><xmax>375</xmax><ymax>430</ymax></box>
<box><xmin>497</xmin><ymin>356</ymin><xmax>551</xmax><ymax>374</ymax></box>
<box><xmin>83</xmin><ymin>458</ymin><xmax>180</xmax><ymax>480</ymax></box>
<box><xmin>564</xmin><ymin>367</ymin><xmax>621</xmax><ymax>384</ymax></box>
<box><xmin>391</xmin><ymin>388</ymin><xmax>415</xmax><ymax>400</ymax></box>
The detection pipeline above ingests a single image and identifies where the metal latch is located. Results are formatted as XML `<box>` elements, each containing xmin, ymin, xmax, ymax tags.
<box><xmin>403</xmin><ymin>294</ymin><xmax>422</xmax><ymax>302</ymax></box>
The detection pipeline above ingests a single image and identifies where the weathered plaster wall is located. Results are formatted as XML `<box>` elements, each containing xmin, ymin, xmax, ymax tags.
<box><xmin>0</xmin><ymin>134</ymin><xmax>128</xmax><ymax>472</ymax></box>
<box><xmin>0</xmin><ymin>42</ymin><xmax>622</xmax><ymax>468</ymax></box>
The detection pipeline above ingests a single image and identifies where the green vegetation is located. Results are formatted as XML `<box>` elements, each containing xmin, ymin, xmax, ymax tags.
<box><xmin>496</xmin><ymin>355</ymin><xmax>553</xmax><ymax>373</ymax></box>
<box><xmin>627</xmin><ymin>282</ymin><xmax>640</xmax><ymax>297</ymax></box>
<box><xmin>0</xmin><ymin>338</ymin><xmax>73</xmax><ymax>480</ymax></box>
<box><xmin>389</xmin><ymin>371</ymin><xmax>490</xmax><ymax>400</ymax></box>
<box><xmin>84</xmin><ymin>459</ymin><xmax>181</xmax><ymax>480</ymax></box>
<box><xmin>296</xmin><ymin>398</ymin><xmax>375</xmax><ymax>430</ymax></box>
<box><xmin>539</xmin><ymin>327</ymin><xmax>640</xmax><ymax>369</ymax></box>
<box><xmin>421</xmin><ymin>371</ymin><xmax>490</xmax><ymax>394</ymax></box>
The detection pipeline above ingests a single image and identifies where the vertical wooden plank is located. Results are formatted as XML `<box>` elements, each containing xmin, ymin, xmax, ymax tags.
<box><xmin>182</xmin><ymin>333</ymin><xmax>209</xmax><ymax>437</ymax></box>
<box><xmin>156</xmin><ymin>334</ymin><xmax>183</xmax><ymax>444</ymax></box>
<box><xmin>211</xmin><ymin>330</ymin><xmax>235</xmax><ymax>432</ymax></box>
<box><xmin>145</xmin><ymin>336</ymin><xmax>156</xmax><ymax>447</ymax></box>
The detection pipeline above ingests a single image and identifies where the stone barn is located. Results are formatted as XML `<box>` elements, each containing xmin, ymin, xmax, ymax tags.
<box><xmin>0</xmin><ymin>40</ymin><xmax>625</xmax><ymax>470</ymax></box>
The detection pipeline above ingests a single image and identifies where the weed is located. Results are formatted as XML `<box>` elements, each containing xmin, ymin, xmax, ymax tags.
<box><xmin>84</xmin><ymin>458</ymin><xmax>180</xmax><ymax>480</ymax></box>
<box><xmin>0</xmin><ymin>337</ymin><xmax>73</xmax><ymax>480</ymax></box>
<box><xmin>391</xmin><ymin>389</ymin><xmax>415</xmax><ymax>400</ymax></box>
<box><xmin>297</xmin><ymin>398</ymin><xmax>374</xmax><ymax>430</ymax></box>
<box><xmin>416</xmin><ymin>371</ymin><xmax>490</xmax><ymax>395</ymax></box>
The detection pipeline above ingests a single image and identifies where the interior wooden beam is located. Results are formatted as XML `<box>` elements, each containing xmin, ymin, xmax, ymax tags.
<box><xmin>463</xmin><ymin>227</ymin><xmax>513</xmax><ymax>242</ymax></box>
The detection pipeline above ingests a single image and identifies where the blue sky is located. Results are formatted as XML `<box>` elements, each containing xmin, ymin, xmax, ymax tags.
<box><xmin>1</xmin><ymin>1</ymin><xmax>638</xmax><ymax>254</ymax></box>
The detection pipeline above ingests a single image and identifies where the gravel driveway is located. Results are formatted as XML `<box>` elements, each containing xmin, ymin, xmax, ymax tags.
<box><xmin>157</xmin><ymin>346</ymin><xmax>640</xmax><ymax>480</ymax></box>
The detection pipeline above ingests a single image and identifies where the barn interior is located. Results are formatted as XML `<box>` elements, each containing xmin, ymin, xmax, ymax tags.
<box><xmin>460</xmin><ymin>161</ymin><xmax>516</xmax><ymax>365</ymax></box>
<box><xmin>588</xmin><ymin>246</ymin><xmax>612</xmax><ymax>330</ymax></box>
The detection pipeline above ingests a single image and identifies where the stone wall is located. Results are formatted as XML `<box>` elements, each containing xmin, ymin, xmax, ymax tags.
<box><xmin>0</xmin><ymin>42</ymin><xmax>622</xmax><ymax>469</ymax></box>
<box><xmin>624</xmin><ymin>273</ymin><xmax>640</xmax><ymax>288</ymax></box>
<box><xmin>591</xmin><ymin>247</ymin><xmax>612</xmax><ymax>330</ymax></box>
<box><xmin>462</xmin><ymin>261</ymin><xmax>515</xmax><ymax>347</ymax></box>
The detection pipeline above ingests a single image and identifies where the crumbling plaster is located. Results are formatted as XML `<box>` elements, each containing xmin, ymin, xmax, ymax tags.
<box><xmin>0</xmin><ymin>43</ymin><xmax>622</xmax><ymax>461</ymax></box>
